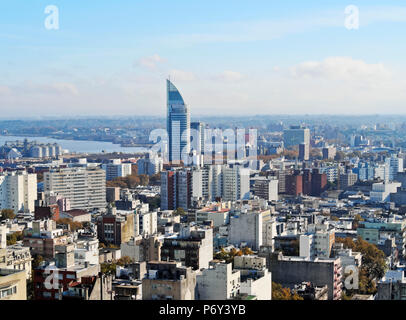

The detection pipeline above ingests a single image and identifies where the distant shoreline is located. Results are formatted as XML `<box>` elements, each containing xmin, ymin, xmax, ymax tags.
<box><xmin>0</xmin><ymin>134</ymin><xmax>149</xmax><ymax>154</ymax></box>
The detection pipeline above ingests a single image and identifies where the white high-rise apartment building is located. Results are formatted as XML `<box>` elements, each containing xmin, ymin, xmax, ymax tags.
<box><xmin>44</xmin><ymin>168</ymin><xmax>106</xmax><ymax>211</ymax></box>
<box><xmin>0</xmin><ymin>171</ymin><xmax>37</xmax><ymax>213</ymax></box>
<box><xmin>221</xmin><ymin>166</ymin><xmax>250</xmax><ymax>202</ymax></box>
<box><xmin>102</xmin><ymin>159</ymin><xmax>132</xmax><ymax>181</ymax></box>
<box><xmin>385</xmin><ymin>154</ymin><xmax>404</xmax><ymax>181</ymax></box>
<box><xmin>135</xmin><ymin>211</ymin><xmax>158</xmax><ymax>236</ymax></box>
<box><xmin>300</xmin><ymin>224</ymin><xmax>335</xmax><ymax>259</ymax></box>
<box><xmin>137</xmin><ymin>153</ymin><xmax>163</xmax><ymax>176</ymax></box>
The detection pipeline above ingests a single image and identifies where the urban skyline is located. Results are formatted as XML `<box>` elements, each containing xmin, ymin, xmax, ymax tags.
<box><xmin>3</xmin><ymin>0</ymin><xmax>406</xmax><ymax>313</ymax></box>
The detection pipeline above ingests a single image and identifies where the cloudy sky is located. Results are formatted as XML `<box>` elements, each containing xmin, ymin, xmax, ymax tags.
<box><xmin>1</xmin><ymin>0</ymin><xmax>406</xmax><ymax>117</ymax></box>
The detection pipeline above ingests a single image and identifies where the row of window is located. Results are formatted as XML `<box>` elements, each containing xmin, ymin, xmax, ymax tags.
<box><xmin>0</xmin><ymin>286</ymin><xmax>17</xmax><ymax>299</ymax></box>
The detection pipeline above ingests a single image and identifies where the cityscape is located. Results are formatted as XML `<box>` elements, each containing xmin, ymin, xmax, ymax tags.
<box><xmin>1</xmin><ymin>0</ymin><xmax>406</xmax><ymax>315</ymax></box>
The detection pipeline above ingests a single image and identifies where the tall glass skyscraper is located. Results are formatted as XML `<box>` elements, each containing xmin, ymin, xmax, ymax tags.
<box><xmin>167</xmin><ymin>79</ymin><xmax>190</xmax><ymax>163</ymax></box>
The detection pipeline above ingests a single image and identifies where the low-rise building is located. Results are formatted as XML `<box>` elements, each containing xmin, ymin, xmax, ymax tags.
<box><xmin>96</xmin><ymin>206</ymin><xmax>135</xmax><ymax>246</ymax></box>
<box><xmin>234</xmin><ymin>255</ymin><xmax>272</xmax><ymax>300</ymax></box>
<box><xmin>121</xmin><ymin>235</ymin><xmax>161</xmax><ymax>263</ymax></box>
<box><xmin>142</xmin><ymin>261</ymin><xmax>196</xmax><ymax>300</ymax></box>
<box><xmin>161</xmin><ymin>225</ymin><xmax>213</xmax><ymax>270</ymax></box>
<box><xmin>377</xmin><ymin>270</ymin><xmax>406</xmax><ymax>300</ymax></box>
<box><xmin>196</xmin><ymin>261</ymin><xmax>240</xmax><ymax>300</ymax></box>
<box><xmin>0</xmin><ymin>268</ymin><xmax>27</xmax><ymax>300</ymax></box>
<box><xmin>269</xmin><ymin>254</ymin><xmax>342</xmax><ymax>300</ymax></box>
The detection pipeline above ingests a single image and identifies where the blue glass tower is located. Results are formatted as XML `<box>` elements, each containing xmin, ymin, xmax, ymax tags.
<box><xmin>167</xmin><ymin>79</ymin><xmax>190</xmax><ymax>163</ymax></box>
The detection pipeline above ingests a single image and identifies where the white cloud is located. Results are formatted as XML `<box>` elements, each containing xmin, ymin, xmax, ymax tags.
<box><xmin>213</xmin><ymin>71</ymin><xmax>244</xmax><ymax>82</ymax></box>
<box><xmin>157</xmin><ymin>6</ymin><xmax>406</xmax><ymax>46</ymax></box>
<box><xmin>169</xmin><ymin>69</ymin><xmax>196</xmax><ymax>82</ymax></box>
<box><xmin>137</xmin><ymin>54</ymin><xmax>166</xmax><ymax>69</ymax></box>
<box><xmin>0</xmin><ymin>85</ymin><xmax>11</xmax><ymax>95</ymax></box>
<box><xmin>50</xmin><ymin>82</ymin><xmax>79</xmax><ymax>96</ymax></box>
<box><xmin>291</xmin><ymin>57</ymin><xmax>391</xmax><ymax>84</ymax></box>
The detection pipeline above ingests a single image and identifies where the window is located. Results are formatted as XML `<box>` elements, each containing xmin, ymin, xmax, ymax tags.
<box><xmin>1</xmin><ymin>286</ymin><xmax>17</xmax><ymax>298</ymax></box>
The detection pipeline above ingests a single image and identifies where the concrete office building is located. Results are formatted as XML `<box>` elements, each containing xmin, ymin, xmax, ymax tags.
<box><xmin>102</xmin><ymin>159</ymin><xmax>132</xmax><ymax>181</ymax></box>
<box><xmin>44</xmin><ymin>168</ymin><xmax>106</xmax><ymax>211</ymax></box>
<box><xmin>299</xmin><ymin>143</ymin><xmax>309</xmax><ymax>161</ymax></box>
<box><xmin>339</xmin><ymin>172</ymin><xmax>358</xmax><ymax>189</ymax></box>
<box><xmin>221</xmin><ymin>166</ymin><xmax>250</xmax><ymax>202</ymax></box>
<box><xmin>253</xmin><ymin>177</ymin><xmax>278</xmax><ymax>201</ymax></box>
<box><xmin>161</xmin><ymin>165</ymin><xmax>250</xmax><ymax>210</ymax></box>
<box><xmin>283</xmin><ymin>125</ymin><xmax>310</xmax><ymax>148</ymax></box>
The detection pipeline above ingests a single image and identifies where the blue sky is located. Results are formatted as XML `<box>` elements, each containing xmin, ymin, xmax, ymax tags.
<box><xmin>1</xmin><ymin>0</ymin><xmax>406</xmax><ymax>117</ymax></box>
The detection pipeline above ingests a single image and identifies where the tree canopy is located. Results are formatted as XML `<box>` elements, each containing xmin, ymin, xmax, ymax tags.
<box><xmin>214</xmin><ymin>247</ymin><xmax>254</xmax><ymax>264</ymax></box>
<box><xmin>106</xmin><ymin>174</ymin><xmax>150</xmax><ymax>188</ymax></box>
<box><xmin>0</xmin><ymin>209</ymin><xmax>15</xmax><ymax>221</ymax></box>
<box><xmin>336</xmin><ymin>237</ymin><xmax>387</xmax><ymax>295</ymax></box>
<box><xmin>272</xmin><ymin>282</ymin><xmax>304</xmax><ymax>300</ymax></box>
<box><xmin>100</xmin><ymin>256</ymin><xmax>133</xmax><ymax>274</ymax></box>
<box><xmin>6</xmin><ymin>231</ymin><xmax>23</xmax><ymax>245</ymax></box>
<box><xmin>57</xmin><ymin>218</ymin><xmax>83</xmax><ymax>232</ymax></box>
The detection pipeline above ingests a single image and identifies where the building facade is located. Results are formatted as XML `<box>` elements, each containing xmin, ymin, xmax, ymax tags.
<box><xmin>44</xmin><ymin>168</ymin><xmax>106</xmax><ymax>211</ymax></box>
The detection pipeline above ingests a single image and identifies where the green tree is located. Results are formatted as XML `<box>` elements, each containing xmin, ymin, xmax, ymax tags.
<box><xmin>173</xmin><ymin>207</ymin><xmax>186</xmax><ymax>216</ymax></box>
<box><xmin>352</xmin><ymin>214</ymin><xmax>364</xmax><ymax>230</ymax></box>
<box><xmin>214</xmin><ymin>247</ymin><xmax>254</xmax><ymax>264</ymax></box>
<box><xmin>32</xmin><ymin>255</ymin><xmax>44</xmax><ymax>268</ymax></box>
<box><xmin>117</xmin><ymin>256</ymin><xmax>133</xmax><ymax>266</ymax></box>
<box><xmin>0</xmin><ymin>209</ymin><xmax>15</xmax><ymax>221</ymax></box>
<box><xmin>6</xmin><ymin>231</ymin><xmax>23</xmax><ymax>245</ymax></box>
<box><xmin>272</xmin><ymin>282</ymin><xmax>304</xmax><ymax>300</ymax></box>
<box><xmin>57</xmin><ymin>218</ymin><xmax>83</xmax><ymax>232</ymax></box>
<box><xmin>100</xmin><ymin>262</ymin><xmax>117</xmax><ymax>275</ymax></box>
<box><xmin>336</xmin><ymin>237</ymin><xmax>387</xmax><ymax>295</ymax></box>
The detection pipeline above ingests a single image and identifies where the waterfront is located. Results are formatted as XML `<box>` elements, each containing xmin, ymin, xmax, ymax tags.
<box><xmin>0</xmin><ymin>135</ymin><xmax>148</xmax><ymax>154</ymax></box>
